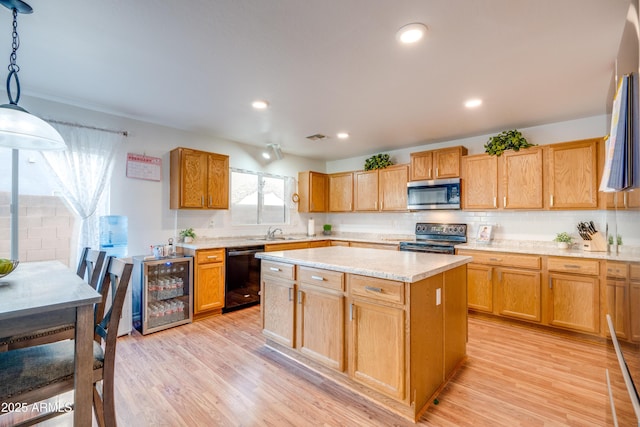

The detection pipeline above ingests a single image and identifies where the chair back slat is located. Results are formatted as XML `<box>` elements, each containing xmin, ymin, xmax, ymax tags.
<box><xmin>94</xmin><ymin>257</ymin><xmax>132</xmax><ymax>347</ymax></box>
<box><xmin>76</xmin><ymin>247</ymin><xmax>107</xmax><ymax>290</ymax></box>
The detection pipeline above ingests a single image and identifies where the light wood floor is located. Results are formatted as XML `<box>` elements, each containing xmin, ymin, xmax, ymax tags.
<box><xmin>2</xmin><ymin>307</ymin><xmax>639</xmax><ymax>426</ymax></box>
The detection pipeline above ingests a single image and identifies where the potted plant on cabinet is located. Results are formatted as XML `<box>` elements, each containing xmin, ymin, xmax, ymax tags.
<box><xmin>553</xmin><ymin>232</ymin><xmax>572</xmax><ymax>249</ymax></box>
<box><xmin>484</xmin><ymin>129</ymin><xmax>535</xmax><ymax>156</ymax></box>
<box><xmin>179</xmin><ymin>228</ymin><xmax>196</xmax><ymax>243</ymax></box>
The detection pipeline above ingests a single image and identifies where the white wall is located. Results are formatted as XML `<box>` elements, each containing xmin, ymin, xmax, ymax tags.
<box><xmin>22</xmin><ymin>96</ymin><xmax>326</xmax><ymax>256</ymax></box>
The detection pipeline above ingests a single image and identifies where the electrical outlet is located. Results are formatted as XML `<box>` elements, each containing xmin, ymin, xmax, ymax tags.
<box><xmin>208</xmin><ymin>218</ymin><xmax>215</xmax><ymax>228</ymax></box>
<box><xmin>436</xmin><ymin>288</ymin><xmax>441</xmax><ymax>306</ymax></box>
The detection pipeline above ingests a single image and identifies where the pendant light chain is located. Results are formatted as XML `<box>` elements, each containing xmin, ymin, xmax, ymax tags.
<box><xmin>6</xmin><ymin>7</ymin><xmax>21</xmax><ymax>105</ymax></box>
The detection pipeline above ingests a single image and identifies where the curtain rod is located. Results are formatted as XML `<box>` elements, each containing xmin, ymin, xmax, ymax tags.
<box><xmin>47</xmin><ymin>119</ymin><xmax>129</xmax><ymax>137</ymax></box>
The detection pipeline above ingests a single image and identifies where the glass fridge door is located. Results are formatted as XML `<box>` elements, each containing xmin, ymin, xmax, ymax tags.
<box><xmin>142</xmin><ymin>257</ymin><xmax>193</xmax><ymax>334</ymax></box>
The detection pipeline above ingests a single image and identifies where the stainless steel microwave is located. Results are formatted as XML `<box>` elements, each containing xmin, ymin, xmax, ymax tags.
<box><xmin>407</xmin><ymin>178</ymin><xmax>461</xmax><ymax>210</ymax></box>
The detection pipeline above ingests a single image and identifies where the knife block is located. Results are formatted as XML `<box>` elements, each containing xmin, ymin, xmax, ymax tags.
<box><xmin>581</xmin><ymin>232</ymin><xmax>607</xmax><ymax>252</ymax></box>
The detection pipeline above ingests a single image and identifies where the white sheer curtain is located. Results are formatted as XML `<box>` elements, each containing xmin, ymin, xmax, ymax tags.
<box><xmin>42</xmin><ymin>123</ymin><xmax>123</xmax><ymax>263</ymax></box>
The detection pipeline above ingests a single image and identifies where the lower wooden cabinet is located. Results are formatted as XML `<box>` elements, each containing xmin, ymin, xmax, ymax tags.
<box><xmin>349</xmin><ymin>297</ymin><xmax>405</xmax><ymax>399</ymax></box>
<box><xmin>630</xmin><ymin>270</ymin><xmax>640</xmax><ymax>342</ymax></box>
<box><xmin>548</xmin><ymin>272</ymin><xmax>599</xmax><ymax>333</ymax></box>
<box><xmin>185</xmin><ymin>248</ymin><xmax>225</xmax><ymax>320</ymax></box>
<box><xmin>261</xmin><ymin>261</ymin><xmax>296</xmax><ymax>347</ymax></box>
<box><xmin>466</xmin><ymin>263</ymin><xmax>493</xmax><ymax>312</ymax></box>
<box><xmin>497</xmin><ymin>268</ymin><xmax>541</xmax><ymax>322</ymax></box>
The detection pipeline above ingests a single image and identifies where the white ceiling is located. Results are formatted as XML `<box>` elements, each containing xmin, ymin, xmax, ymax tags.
<box><xmin>2</xmin><ymin>0</ymin><xmax>632</xmax><ymax>160</ymax></box>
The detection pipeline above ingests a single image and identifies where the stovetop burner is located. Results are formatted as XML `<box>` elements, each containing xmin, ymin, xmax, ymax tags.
<box><xmin>399</xmin><ymin>223</ymin><xmax>467</xmax><ymax>254</ymax></box>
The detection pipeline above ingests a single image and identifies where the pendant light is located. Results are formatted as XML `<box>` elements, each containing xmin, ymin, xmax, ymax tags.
<box><xmin>0</xmin><ymin>0</ymin><xmax>65</xmax><ymax>150</ymax></box>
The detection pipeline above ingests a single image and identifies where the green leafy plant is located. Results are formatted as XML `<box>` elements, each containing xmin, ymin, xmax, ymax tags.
<box><xmin>364</xmin><ymin>153</ymin><xmax>393</xmax><ymax>171</ymax></box>
<box><xmin>553</xmin><ymin>232</ymin><xmax>572</xmax><ymax>243</ymax></box>
<box><xmin>608</xmin><ymin>234</ymin><xmax>623</xmax><ymax>245</ymax></box>
<box><xmin>323</xmin><ymin>224</ymin><xmax>332</xmax><ymax>231</ymax></box>
<box><xmin>179</xmin><ymin>228</ymin><xmax>196</xmax><ymax>239</ymax></box>
<box><xmin>484</xmin><ymin>129</ymin><xmax>535</xmax><ymax>156</ymax></box>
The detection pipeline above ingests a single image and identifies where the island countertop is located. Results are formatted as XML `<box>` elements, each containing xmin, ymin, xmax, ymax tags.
<box><xmin>255</xmin><ymin>246</ymin><xmax>472</xmax><ymax>283</ymax></box>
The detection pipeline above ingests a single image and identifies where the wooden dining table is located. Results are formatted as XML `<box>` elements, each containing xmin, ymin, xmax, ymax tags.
<box><xmin>0</xmin><ymin>260</ymin><xmax>102</xmax><ymax>426</ymax></box>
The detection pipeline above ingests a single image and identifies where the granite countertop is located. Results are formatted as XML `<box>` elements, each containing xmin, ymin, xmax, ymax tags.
<box><xmin>455</xmin><ymin>240</ymin><xmax>640</xmax><ymax>263</ymax></box>
<box><xmin>255</xmin><ymin>246</ymin><xmax>472</xmax><ymax>283</ymax></box>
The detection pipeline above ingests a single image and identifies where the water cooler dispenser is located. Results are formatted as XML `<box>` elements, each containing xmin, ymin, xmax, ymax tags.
<box><xmin>99</xmin><ymin>215</ymin><xmax>132</xmax><ymax>336</ymax></box>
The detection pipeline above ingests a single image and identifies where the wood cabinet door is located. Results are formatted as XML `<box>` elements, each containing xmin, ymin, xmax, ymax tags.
<box><xmin>606</xmin><ymin>279</ymin><xmax>628</xmax><ymax>340</ymax></box>
<box><xmin>195</xmin><ymin>261</ymin><xmax>224</xmax><ymax>314</ymax></box>
<box><xmin>297</xmin><ymin>283</ymin><xmax>345</xmax><ymax>370</ymax></box>
<box><xmin>410</xmin><ymin>151</ymin><xmax>432</xmax><ymax>181</ymax></box>
<box><xmin>462</xmin><ymin>154</ymin><xmax>498</xmax><ymax>209</ymax></box>
<box><xmin>466</xmin><ymin>263</ymin><xmax>493</xmax><ymax>313</ymax></box>
<box><xmin>309</xmin><ymin>172</ymin><xmax>328</xmax><ymax>212</ymax></box>
<box><xmin>627</xmin><ymin>190</ymin><xmax>640</xmax><ymax>208</ymax></box>
<box><xmin>496</xmin><ymin>268</ymin><xmax>541</xmax><ymax>322</ymax></box>
<box><xmin>354</xmin><ymin>170</ymin><xmax>379</xmax><ymax>211</ymax></box>
<box><xmin>180</xmin><ymin>149</ymin><xmax>207</xmax><ymax>208</ymax></box>
<box><xmin>502</xmin><ymin>147</ymin><xmax>543</xmax><ymax>209</ymax></box>
<box><xmin>207</xmin><ymin>153</ymin><xmax>229</xmax><ymax>209</ymax></box>
<box><xmin>434</xmin><ymin>146</ymin><xmax>463</xmax><ymax>178</ymax></box>
<box><xmin>328</xmin><ymin>172</ymin><xmax>353</xmax><ymax>212</ymax></box>
<box><xmin>548</xmin><ymin>273</ymin><xmax>600</xmax><ymax>333</ymax></box>
<box><xmin>262</xmin><ymin>277</ymin><xmax>295</xmax><ymax>347</ymax></box>
<box><xmin>379</xmin><ymin>164</ymin><xmax>408</xmax><ymax>211</ymax></box>
<box><xmin>547</xmin><ymin>139</ymin><xmax>599</xmax><ymax>209</ymax></box>
<box><xmin>349</xmin><ymin>298</ymin><xmax>405</xmax><ymax>400</ymax></box>
<box><xmin>630</xmin><ymin>280</ymin><xmax>640</xmax><ymax>342</ymax></box>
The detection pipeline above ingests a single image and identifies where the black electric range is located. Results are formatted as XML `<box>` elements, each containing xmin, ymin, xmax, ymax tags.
<box><xmin>399</xmin><ymin>223</ymin><xmax>467</xmax><ymax>254</ymax></box>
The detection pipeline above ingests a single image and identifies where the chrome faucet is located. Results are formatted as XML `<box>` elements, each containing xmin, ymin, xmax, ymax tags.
<box><xmin>266</xmin><ymin>226</ymin><xmax>283</xmax><ymax>240</ymax></box>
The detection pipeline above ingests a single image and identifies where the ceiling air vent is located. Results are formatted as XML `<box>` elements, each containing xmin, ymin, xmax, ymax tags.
<box><xmin>306</xmin><ymin>133</ymin><xmax>329</xmax><ymax>141</ymax></box>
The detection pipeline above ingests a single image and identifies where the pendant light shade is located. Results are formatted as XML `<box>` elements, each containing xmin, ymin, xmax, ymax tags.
<box><xmin>0</xmin><ymin>104</ymin><xmax>65</xmax><ymax>150</ymax></box>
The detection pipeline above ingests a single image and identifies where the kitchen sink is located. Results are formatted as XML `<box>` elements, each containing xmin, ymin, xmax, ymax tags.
<box><xmin>248</xmin><ymin>236</ymin><xmax>306</xmax><ymax>241</ymax></box>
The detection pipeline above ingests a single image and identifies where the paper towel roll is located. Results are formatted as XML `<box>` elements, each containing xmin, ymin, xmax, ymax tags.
<box><xmin>307</xmin><ymin>218</ymin><xmax>315</xmax><ymax>236</ymax></box>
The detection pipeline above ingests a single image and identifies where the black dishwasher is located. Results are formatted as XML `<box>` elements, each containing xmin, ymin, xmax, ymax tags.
<box><xmin>224</xmin><ymin>245</ymin><xmax>264</xmax><ymax>313</ymax></box>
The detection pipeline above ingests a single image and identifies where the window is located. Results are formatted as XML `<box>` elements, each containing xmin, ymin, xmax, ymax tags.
<box><xmin>231</xmin><ymin>169</ymin><xmax>290</xmax><ymax>225</ymax></box>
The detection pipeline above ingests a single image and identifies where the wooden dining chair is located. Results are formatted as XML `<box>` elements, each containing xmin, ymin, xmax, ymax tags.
<box><xmin>0</xmin><ymin>248</ymin><xmax>107</xmax><ymax>351</ymax></box>
<box><xmin>0</xmin><ymin>256</ymin><xmax>133</xmax><ymax>427</ymax></box>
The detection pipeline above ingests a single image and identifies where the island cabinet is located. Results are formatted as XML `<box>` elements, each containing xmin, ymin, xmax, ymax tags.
<box><xmin>547</xmin><ymin>257</ymin><xmax>600</xmax><ymax>334</ymax></box>
<box><xmin>410</xmin><ymin>146</ymin><xmax>468</xmax><ymax>181</ymax></box>
<box><xmin>298</xmin><ymin>171</ymin><xmax>328</xmax><ymax>213</ymax></box>
<box><xmin>182</xmin><ymin>248</ymin><xmax>225</xmax><ymax>320</ymax></box>
<box><xmin>170</xmin><ymin>147</ymin><xmax>229</xmax><ymax>210</ymax></box>
<box><xmin>258</xmin><ymin>250</ymin><xmax>469</xmax><ymax>422</ymax></box>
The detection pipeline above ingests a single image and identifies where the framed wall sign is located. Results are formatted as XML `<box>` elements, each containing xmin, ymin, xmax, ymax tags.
<box><xmin>126</xmin><ymin>153</ymin><xmax>161</xmax><ymax>182</ymax></box>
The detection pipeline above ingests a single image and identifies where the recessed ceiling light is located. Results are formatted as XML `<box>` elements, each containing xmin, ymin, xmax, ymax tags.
<box><xmin>262</xmin><ymin>151</ymin><xmax>271</xmax><ymax>159</ymax></box>
<box><xmin>252</xmin><ymin>100</ymin><xmax>269</xmax><ymax>110</ymax></box>
<box><xmin>337</xmin><ymin>132</ymin><xmax>349</xmax><ymax>139</ymax></box>
<box><xmin>464</xmin><ymin>99</ymin><xmax>483</xmax><ymax>108</ymax></box>
<box><xmin>396</xmin><ymin>23</ymin><xmax>428</xmax><ymax>44</ymax></box>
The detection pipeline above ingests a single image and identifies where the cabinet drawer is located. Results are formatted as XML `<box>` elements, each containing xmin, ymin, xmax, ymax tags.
<box><xmin>262</xmin><ymin>260</ymin><xmax>295</xmax><ymax>281</ymax></box>
<box><xmin>298</xmin><ymin>266</ymin><xmax>344</xmax><ymax>291</ymax></box>
<box><xmin>196</xmin><ymin>248</ymin><xmax>225</xmax><ymax>264</ymax></box>
<box><xmin>349</xmin><ymin>275</ymin><xmax>404</xmax><ymax>305</ymax></box>
<box><xmin>630</xmin><ymin>263</ymin><xmax>640</xmax><ymax>281</ymax></box>
<box><xmin>457</xmin><ymin>250</ymin><xmax>540</xmax><ymax>269</ymax></box>
<box><xmin>547</xmin><ymin>257</ymin><xmax>599</xmax><ymax>275</ymax></box>
<box><xmin>606</xmin><ymin>262</ymin><xmax>628</xmax><ymax>279</ymax></box>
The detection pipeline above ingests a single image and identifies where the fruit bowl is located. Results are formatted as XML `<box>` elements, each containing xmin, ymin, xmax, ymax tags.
<box><xmin>0</xmin><ymin>259</ymin><xmax>19</xmax><ymax>278</ymax></box>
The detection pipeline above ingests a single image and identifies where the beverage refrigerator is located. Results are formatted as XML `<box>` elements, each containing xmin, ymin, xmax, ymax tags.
<box><xmin>132</xmin><ymin>255</ymin><xmax>193</xmax><ymax>335</ymax></box>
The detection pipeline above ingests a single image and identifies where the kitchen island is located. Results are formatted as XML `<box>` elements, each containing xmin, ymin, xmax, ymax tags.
<box><xmin>255</xmin><ymin>246</ymin><xmax>472</xmax><ymax>422</ymax></box>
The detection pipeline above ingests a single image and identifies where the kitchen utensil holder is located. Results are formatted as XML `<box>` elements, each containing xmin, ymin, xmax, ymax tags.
<box><xmin>581</xmin><ymin>232</ymin><xmax>607</xmax><ymax>252</ymax></box>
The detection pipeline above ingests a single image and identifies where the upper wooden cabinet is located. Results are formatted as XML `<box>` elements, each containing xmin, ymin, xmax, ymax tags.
<box><xmin>354</xmin><ymin>170</ymin><xmax>379</xmax><ymax>211</ymax></box>
<box><xmin>298</xmin><ymin>171</ymin><xmax>328</xmax><ymax>213</ymax></box>
<box><xmin>502</xmin><ymin>146</ymin><xmax>543</xmax><ymax>209</ymax></box>
<box><xmin>462</xmin><ymin>154</ymin><xmax>498</xmax><ymax>209</ymax></box>
<box><xmin>353</xmin><ymin>164</ymin><xmax>408</xmax><ymax>212</ymax></box>
<box><xmin>170</xmin><ymin>147</ymin><xmax>229</xmax><ymax>210</ymax></box>
<box><xmin>379</xmin><ymin>164</ymin><xmax>408</xmax><ymax>211</ymax></box>
<box><xmin>410</xmin><ymin>146</ymin><xmax>467</xmax><ymax>181</ymax></box>
<box><xmin>546</xmin><ymin>138</ymin><xmax>600</xmax><ymax>209</ymax></box>
<box><xmin>328</xmin><ymin>172</ymin><xmax>353</xmax><ymax>212</ymax></box>
<box><xmin>462</xmin><ymin>147</ymin><xmax>543</xmax><ymax>210</ymax></box>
